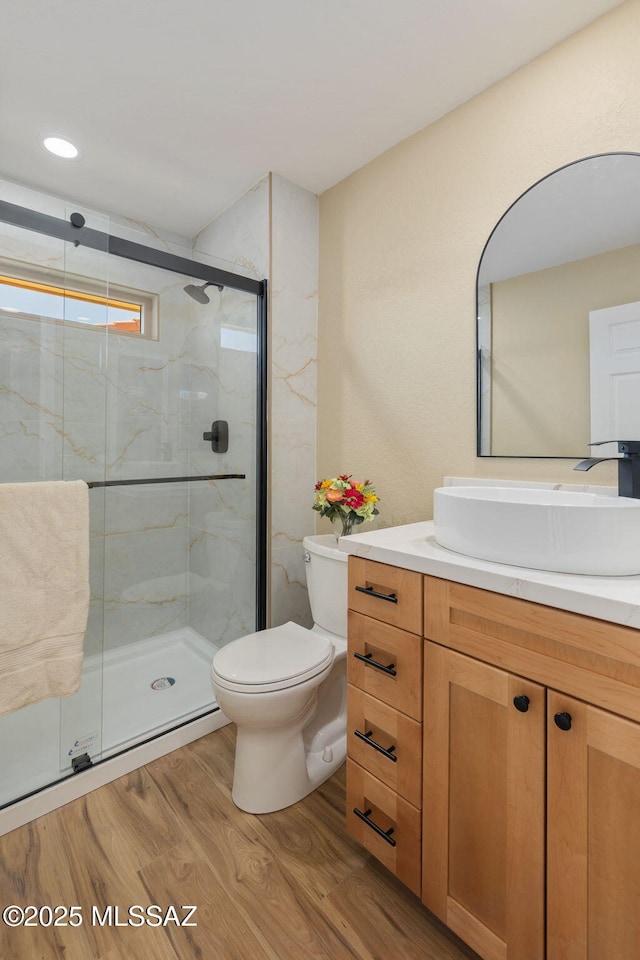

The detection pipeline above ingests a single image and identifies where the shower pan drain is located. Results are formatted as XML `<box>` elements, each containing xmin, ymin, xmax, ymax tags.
<box><xmin>151</xmin><ymin>677</ymin><xmax>176</xmax><ymax>690</ymax></box>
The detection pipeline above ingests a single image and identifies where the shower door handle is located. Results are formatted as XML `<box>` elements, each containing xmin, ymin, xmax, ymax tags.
<box><xmin>203</xmin><ymin>420</ymin><xmax>229</xmax><ymax>453</ymax></box>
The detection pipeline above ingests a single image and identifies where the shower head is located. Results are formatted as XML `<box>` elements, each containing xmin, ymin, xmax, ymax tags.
<box><xmin>183</xmin><ymin>281</ymin><xmax>224</xmax><ymax>304</ymax></box>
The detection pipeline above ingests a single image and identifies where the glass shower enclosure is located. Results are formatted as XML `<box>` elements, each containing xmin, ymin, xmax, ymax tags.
<box><xmin>0</xmin><ymin>194</ymin><xmax>266</xmax><ymax>809</ymax></box>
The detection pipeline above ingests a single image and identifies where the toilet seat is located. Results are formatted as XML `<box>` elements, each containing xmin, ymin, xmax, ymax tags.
<box><xmin>212</xmin><ymin>621</ymin><xmax>334</xmax><ymax>694</ymax></box>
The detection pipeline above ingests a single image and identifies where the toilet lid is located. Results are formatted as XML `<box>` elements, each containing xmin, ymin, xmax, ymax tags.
<box><xmin>212</xmin><ymin>621</ymin><xmax>334</xmax><ymax>687</ymax></box>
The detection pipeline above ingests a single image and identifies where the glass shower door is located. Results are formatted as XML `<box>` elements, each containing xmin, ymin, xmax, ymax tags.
<box><xmin>56</xmin><ymin>211</ymin><xmax>110</xmax><ymax>778</ymax></box>
<box><xmin>0</xmin><ymin>202</ymin><xmax>108</xmax><ymax>805</ymax></box>
<box><xmin>0</xmin><ymin>190</ymin><xmax>264</xmax><ymax>809</ymax></box>
<box><xmin>95</xmin><ymin>260</ymin><xmax>259</xmax><ymax>756</ymax></box>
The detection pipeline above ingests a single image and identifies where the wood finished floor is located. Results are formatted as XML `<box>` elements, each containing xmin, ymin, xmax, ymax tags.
<box><xmin>0</xmin><ymin>725</ymin><xmax>480</xmax><ymax>960</ymax></box>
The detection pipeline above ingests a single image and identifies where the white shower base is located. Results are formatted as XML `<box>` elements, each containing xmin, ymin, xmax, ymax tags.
<box><xmin>0</xmin><ymin>627</ymin><xmax>222</xmax><ymax>810</ymax></box>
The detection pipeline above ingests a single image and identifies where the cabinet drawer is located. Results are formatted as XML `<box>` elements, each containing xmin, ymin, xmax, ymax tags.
<box><xmin>348</xmin><ymin>610</ymin><xmax>422</xmax><ymax>720</ymax></box>
<box><xmin>348</xmin><ymin>685</ymin><xmax>422</xmax><ymax>806</ymax></box>
<box><xmin>346</xmin><ymin>758</ymin><xmax>421</xmax><ymax>895</ymax></box>
<box><xmin>348</xmin><ymin>557</ymin><xmax>422</xmax><ymax>634</ymax></box>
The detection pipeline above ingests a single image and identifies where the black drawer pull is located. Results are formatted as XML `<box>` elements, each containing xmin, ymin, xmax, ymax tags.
<box><xmin>354</xmin><ymin>728</ymin><xmax>398</xmax><ymax>763</ymax></box>
<box><xmin>353</xmin><ymin>651</ymin><xmax>397</xmax><ymax>677</ymax></box>
<box><xmin>355</xmin><ymin>585</ymin><xmax>398</xmax><ymax>604</ymax></box>
<box><xmin>353</xmin><ymin>807</ymin><xmax>396</xmax><ymax>846</ymax></box>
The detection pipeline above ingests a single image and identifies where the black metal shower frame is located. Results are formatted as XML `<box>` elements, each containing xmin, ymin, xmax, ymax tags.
<box><xmin>0</xmin><ymin>198</ymin><xmax>268</xmax><ymax>631</ymax></box>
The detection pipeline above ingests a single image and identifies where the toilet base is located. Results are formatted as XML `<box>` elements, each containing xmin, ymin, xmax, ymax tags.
<box><xmin>231</xmin><ymin>722</ymin><xmax>346</xmax><ymax>814</ymax></box>
<box><xmin>212</xmin><ymin>644</ymin><xmax>348</xmax><ymax>815</ymax></box>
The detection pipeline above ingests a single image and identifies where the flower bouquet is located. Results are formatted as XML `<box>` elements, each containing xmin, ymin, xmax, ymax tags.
<box><xmin>313</xmin><ymin>474</ymin><xmax>380</xmax><ymax>539</ymax></box>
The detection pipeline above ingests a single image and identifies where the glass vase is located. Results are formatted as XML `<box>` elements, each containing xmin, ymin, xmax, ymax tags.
<box><xmin>331</xmin><ymin>512</ymin><xmax>355</xmax><ymax>541</ymax></box>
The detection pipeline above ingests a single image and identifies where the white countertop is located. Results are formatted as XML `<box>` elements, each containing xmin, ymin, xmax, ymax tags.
<box><xmin>339</xmin><ymin>521</ymin><xmax>640</xmax><ymax>630</ymax></box>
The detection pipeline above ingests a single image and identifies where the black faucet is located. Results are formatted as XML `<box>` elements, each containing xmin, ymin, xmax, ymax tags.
<box><xmin>574</xmin><ymin>441</ymin><xmax>640</xmax><ymax>499</ymax></box>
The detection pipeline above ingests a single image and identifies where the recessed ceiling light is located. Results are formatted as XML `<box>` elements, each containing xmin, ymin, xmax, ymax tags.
<box><xmin>43</xmin><ymin>137</ymin><xmax>79</xmax><ymax>159</ymax></box>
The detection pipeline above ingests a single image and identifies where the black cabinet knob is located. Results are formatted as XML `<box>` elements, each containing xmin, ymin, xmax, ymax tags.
<box><xmin>554</xmin><ymin>711</ymin><xmax>572</xmax><ymax>731</ymax></box>
<box><xmin>513</xmin><ymin>695</ymin><xmax>530</xmax><ymax>713</ymax></box>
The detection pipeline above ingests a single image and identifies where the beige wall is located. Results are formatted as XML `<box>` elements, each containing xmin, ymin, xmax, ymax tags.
<box><xmin>491</xmin><ymin>242</ymin><xmax>640</xmax><ymax>456</ymax></box>
<box><xmin>318</xmin><ymin>0</ymin><xmax>640</xmax><ymax>528</ymax></box>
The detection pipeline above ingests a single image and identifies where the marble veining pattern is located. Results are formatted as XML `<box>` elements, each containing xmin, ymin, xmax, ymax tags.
<box><xmin>195</xmin><ymin>173</ymin><xmax>319</xmax><ymax>629</ymax></box>
<box><xmin>268</xmin><ymin>174</ymin><xmax>318</xmax><ymax>628</ymax></box>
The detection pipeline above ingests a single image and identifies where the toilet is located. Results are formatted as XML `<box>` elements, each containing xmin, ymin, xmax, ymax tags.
<box><xmin>210</xmin><ymin>534</ymin><xmax>348</xmax><ymax>814</ymax></box>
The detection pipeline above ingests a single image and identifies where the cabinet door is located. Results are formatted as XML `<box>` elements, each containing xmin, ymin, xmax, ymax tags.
<box><xmin>548</xmin><ymin>691</ymin><xmax>640</xmax><ymax>960</ymax></box>
<box><xmin>423</xmin><ymin>642</ymin><xmax>545</xmax><ymax>960</ymax></box>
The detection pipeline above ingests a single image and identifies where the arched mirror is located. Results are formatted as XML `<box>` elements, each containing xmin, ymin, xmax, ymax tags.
<box><xmin>477</xmin><ymin>152</ymin><xmax>640</xmax><ymax>458</ymax></box>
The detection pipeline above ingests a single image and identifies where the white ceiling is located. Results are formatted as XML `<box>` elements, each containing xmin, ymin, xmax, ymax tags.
<box><xmin>0</xmin><ymin>0</ymin><xmax>625</xmax><ymax>237</ymax></box>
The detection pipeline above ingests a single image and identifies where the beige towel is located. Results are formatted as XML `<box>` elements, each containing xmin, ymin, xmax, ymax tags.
<box><xmin>0</xmin><ymin>480</ymin><xmax>90</xmax><ymax>717</ymax></box>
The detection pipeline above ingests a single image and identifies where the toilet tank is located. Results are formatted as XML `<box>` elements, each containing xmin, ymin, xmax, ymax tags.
<box><xmin>303</xmin><ymin>534</ymin><xmax>348</xmax><ymax>639</ymax></box>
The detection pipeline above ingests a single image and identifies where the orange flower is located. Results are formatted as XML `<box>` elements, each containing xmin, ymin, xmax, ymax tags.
<box><xmin>326</xmin><ymin>488</ymin><xmax>344</xmax><ymax>502</ymax></box>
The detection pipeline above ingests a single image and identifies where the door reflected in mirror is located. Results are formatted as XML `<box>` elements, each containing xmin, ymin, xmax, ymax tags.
<box><xmin>477</xmin><ymin>152</ymin><xmax>640</xmax><ymax>458</ymax></box>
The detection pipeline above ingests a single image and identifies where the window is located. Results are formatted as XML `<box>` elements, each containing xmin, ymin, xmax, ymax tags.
<box><xmin>220</xmin><ymin>324</ymin><xmax>257</xmax><ymax>353</ymax></box>
<box><xmin>0</xmin><ymin>259</ymin><xmax>158</xmax><ymax>338</ymax></box>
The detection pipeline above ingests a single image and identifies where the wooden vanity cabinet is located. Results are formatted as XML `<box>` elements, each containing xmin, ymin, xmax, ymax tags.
<box><xmin>423</xmin><ymin>574</ymin><xmax>640</xmax><ymax>960</ymax></box>
<box><xmin>423</xmin><ymin>642</ymin><xmax>545</xmax><ymax>960</ymax></box>
<box><xmin>546</xmin><ymin>690</ymin><xmax>640</xmax><ymax>960</ymax></box>
<box><xmin>345</xmin><ymin>557</ymin><xmax>423</xmax><ymax>894</ymax></box>
<box><xmin>346</xmin><ymin>560</ymin><xmax>640</xmax><ymax>959</ymax></box>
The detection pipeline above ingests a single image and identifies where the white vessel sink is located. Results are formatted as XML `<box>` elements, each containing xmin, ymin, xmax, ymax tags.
<box><xmin>433</xmin><ymin>486</ymin><xmax>640</xmax><ymax>576</ymax></box>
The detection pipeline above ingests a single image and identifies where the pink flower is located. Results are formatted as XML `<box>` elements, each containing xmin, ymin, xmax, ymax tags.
<box><xmin>344</xmin><ymin>490</ymin><xmax>365</xmax><ymax>509</ymax></box>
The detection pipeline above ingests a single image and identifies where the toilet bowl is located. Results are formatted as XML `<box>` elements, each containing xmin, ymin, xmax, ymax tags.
<box><xmin>210</xmin><ymin>534</ymin><xmax>347</xmax><ymax>814</ymax></box>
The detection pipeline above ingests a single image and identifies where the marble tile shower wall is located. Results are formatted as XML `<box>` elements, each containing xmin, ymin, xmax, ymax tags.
<box><xmin>195</xmin><ymin>173</ymin><xmax>319</xmax><ymax>629</ymax></box>
<box><xmin>0</xmin><ymin>179</ymin><xmax>257</xmax><ymax>656</ymax></box>
<box><xmin>269</xmin><ymin>175</ymin><xmax>318</xmax><ymax>628</ymax></box>
<box><xmin>193</xmin><ymin>177</ymin><xmax>270</xmax><ymax>631</ymax></box>
<box><xmin>184</xmin><ymin>288</ymin><xmax>258</xmax><ymax>645</ymax></box>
